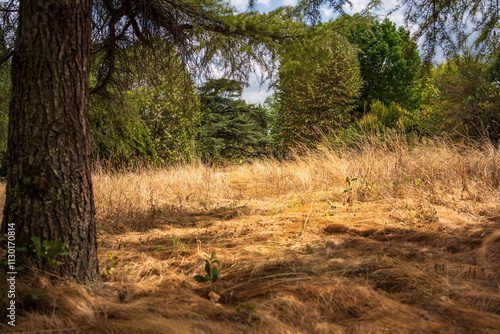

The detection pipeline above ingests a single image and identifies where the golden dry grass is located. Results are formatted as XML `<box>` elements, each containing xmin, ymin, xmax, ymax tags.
<box><xmin>1</xmin><ymin>138</ymin><xmax>500</xmax><ymax>333</ymax></box>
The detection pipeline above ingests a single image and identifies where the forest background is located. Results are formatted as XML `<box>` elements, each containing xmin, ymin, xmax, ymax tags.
<box><xmin>1</xmin><ymin>0</ymin><xmax>499</xmax><ymax>172</ymax></box>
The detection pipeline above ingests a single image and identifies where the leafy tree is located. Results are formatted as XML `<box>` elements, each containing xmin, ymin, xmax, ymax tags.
<box><xmin>89</xmin><ymin>91</ymin><xmax>157</xmax><ymax>166</ymax></box>
<box><xmin>88</xmin><ymin>44</ymin><xmax>157</xmax><ymax>166</ymax></box>
<box><xmin>132</xmin><ymin>47</ymin><xmax>201</xmax><ymax>164</ymax></box>
<box><xmin>200</xmin><ymin>78</ymin><xmax>272</xmax><ymax>162</ymax></box>
<box><xmin>89</xmin><ymin>45</ymin><xmax>200</xmax><ymax>166</ymax></box>
<box><xmin>429</xmin><ymin>47</ymin><xmax>500</xmax><ymax>141</ymax></box>
<box><xmin>276</xmin><ymin>20</ymin><xmax>362</xmax><ymax>153</ymax></box>
<box><xmin>348</xmin><ymin>17</ymin><xmax>422</xmax><ymax>114</ymax></box>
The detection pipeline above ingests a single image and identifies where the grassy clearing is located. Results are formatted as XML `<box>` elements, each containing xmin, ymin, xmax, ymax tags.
<box><xmin>1</xmin><ymin>137</ymin><xmax>500</xmax><ymax>333</ymax></box>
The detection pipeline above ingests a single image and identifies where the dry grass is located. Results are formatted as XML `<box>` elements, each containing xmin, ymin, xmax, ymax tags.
<box><xmin>1</xmin><ymin>138</ymin><xmax>500</xmax><ymax>333</ymax></box>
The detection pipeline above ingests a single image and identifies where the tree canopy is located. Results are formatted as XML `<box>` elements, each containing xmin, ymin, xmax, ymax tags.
<box><xmin>397</xmin><ymin>0</ymin><xmax>500</xmax><ymax>60</ymax></box>
<box><xmin>348</xmin><ymin>17</ymin><xmax>421</xmax><ymax>114</ymax></box>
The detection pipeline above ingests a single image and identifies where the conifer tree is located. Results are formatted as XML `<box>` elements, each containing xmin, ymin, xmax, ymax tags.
<box><xmin>200</xmin><ymin>78</ymin><xmax>272</xmax><ymax>162</ymax></box>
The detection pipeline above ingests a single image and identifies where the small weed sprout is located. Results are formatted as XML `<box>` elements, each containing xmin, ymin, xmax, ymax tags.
<box><xmin>235</xmin><ymin>302</ymin><xmax>257</xmax><ymax>325</ymax></box>
<box><xmin>358</xmin><ymin>172</ymin><xmax>376</xmax><ymax>191</ymax></box>
<box><xmin>102</xmin><ymin>252</ymin><xmax>120</xmax><ymax>280</ymax></box>
<box><xmin>30</xmin><ymin>237</ymin><xmax>70</xmax><ymax>269</ymax></box>
<box><xmin>171</xmin><ymin>236</ymin><xmax>189</xmax><ymax>253</ymax></box>
<box><xmin>153</xmin><ymin>245</ymin><xmax>164</xmax><ymax>252</ymax></box>
<box><xmin>343</xmin><ymin>174</ymin><xmax>376</xmax><ymax>204</ymax></box>
<box><xmin>344</xmin><ymin>176</ymin><xmax>357</xmax><ymax>194</ymax></box>
<box><xmin>194</xmin><ymin>251</ymin><xmax>220</xmax><ymax>291</ymax></box>
<box><xmin>392</xmin><ymin>175</ymin><xmax>409</xmax><ymax>189</ymax></box>
<box><xmin>324</xmin><ymin>198</ymin><xmax>337</xmax><ymax>216</ymax></box>
<box><xmin>343</xmin><ymin>176</ymin><xmax>357</xmax><ymax>206</ymax></box>
<box><xmin>29</xmin><ymin>288</ymin><xmax>48</xmax><ymax>301</ymax></box>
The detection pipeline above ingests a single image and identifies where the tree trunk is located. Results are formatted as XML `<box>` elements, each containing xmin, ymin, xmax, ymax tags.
<box><xmin>1</xmin><ymin>0</ymin><xmax>99</xmax><ymax>283</ymax></box>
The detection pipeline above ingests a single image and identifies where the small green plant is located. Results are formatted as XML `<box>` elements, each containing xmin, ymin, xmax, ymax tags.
<box><xmin>393</xmin><ymin>176</ymin><xmax>409</xmax><ymax>189</ymax></box>
<box><xmin>171</xmin><ymin>236</ymin><xmax>189</xmax><ymax>253</ymax></box>
<box><xmin>324</xmin><ymin>198</ymin><xmax>337</xmax><ymax>216</ymax></box>
<box><xmin>102</xmin><ymin>252</ymin><xmax>120</xmax><ymax>280</ymax></box>
<box><xmin>344</xmin><ymin>176</ymin><xmax>357</xmax><ymax>194</ymax></box>
<box><xmin>31</xmin><ymin>237</ymin><xmax>70</xmax><ymax>269</ymax></box>
<box><xmin>194</xmin><ymin>251</ymin><xmax>220</xmax><ymax>291</ymax></box>
<box><xmin>358</xmin><ymin>172</ymin><xmax>376</xmax><ymax>191</ymax></box>
<box><xmin>235</xmin><ymin>302</ymin><xmax>257</xmax><ymax>325</ymax></box>
<box><xmin>153</xmin><ymin>245</ymin><xmax>164</xmax><ymax>252</ymax></box>
<box><xmin>29</xmin><ymin>288</ymin><xmax>48</xmax><ymax>301</ymax></box>
<box><xmin>343</xmin><ymin>176</ymin><xmax>357</xmax><ymax>206</ymax></box>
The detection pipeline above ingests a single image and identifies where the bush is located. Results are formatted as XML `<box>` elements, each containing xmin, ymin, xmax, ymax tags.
<box><xmin>369</xmin><ymin>100</ymin><xmax>402</xmax><ymax>128</ymax></box>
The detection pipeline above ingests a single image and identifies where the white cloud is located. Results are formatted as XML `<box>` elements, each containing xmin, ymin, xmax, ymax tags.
<box><xmin>229</xmin><ymin>0</ymin><xmax>248</xmax><ymax>11</ymax></box>
<box><xmin>242</xmin><ymin>86</ymin><xmax>274</xmax><ymax>104</ymax></box>
<box><xmin>257</xmin><ymin>0</ymin><xmax>271</xmax><ymax>6</ymax></box>
<box><xmin>282</xmin><ymin>0</ymin><xmax>297</xmax><ymax>6</ymax></box>
<box><xmin>321</xmin><ymin>7</ymin><xmax>334</xmax><ymax>18</ymax></box>
<box><xmin>230</xmin><ymin>0</ymin><xmax>271</xmax><ymax>11</ymax></box>
<box><xmin>342</xmin><ymin>0</ymin><xmax>372</xmax><ymax>15</ymax></box>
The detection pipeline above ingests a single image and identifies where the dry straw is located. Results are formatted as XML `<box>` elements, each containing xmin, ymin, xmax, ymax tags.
<box><xmin>1</xmin><ymin>136</ymin><xmax>499</xmax><ymax>333</ymax></box>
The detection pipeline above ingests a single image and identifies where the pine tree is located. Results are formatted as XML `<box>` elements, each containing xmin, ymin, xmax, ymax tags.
<box><xmin>200</xmin><ymin>79</ymin><xmax>272</xmax><ymax>162</ymax></box>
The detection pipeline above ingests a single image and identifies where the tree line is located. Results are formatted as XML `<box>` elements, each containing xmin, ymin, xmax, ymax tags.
<box><xmin>3</xmin><ymin>15</ymin><xmax>498</xmax><ymax>170</ymax></box>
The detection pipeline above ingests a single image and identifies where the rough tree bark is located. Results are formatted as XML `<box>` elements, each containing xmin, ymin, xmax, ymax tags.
<box><xmin>1</xmin><ymin>0</ymin><xmax>99</xmax><ymax>283</ymax></box>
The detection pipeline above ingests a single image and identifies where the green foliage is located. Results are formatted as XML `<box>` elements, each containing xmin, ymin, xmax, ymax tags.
<box><xmin>170</xmin><ymin>236</ymin><xmax>190</xmax><ymax>253</ymax></box>
<box><xmin>235</xmin><ymin>302</ymin><xmax>258</xmax><ymax>324</ymax></box>
<box><xmin>348</xmin><ymin>17</ymin><xmax>422</xmax><ymax>114</ymax></box>
<box><xmin>87</xmin><ymin>1</ymin><xmax>315</xmax><ymax>100</ymax></box>
<box><xmin>348</xmin><ymin>98</ymin><xmax>436</xmax><ymax>140</ymax></box>
<box><xmin>276</xmin><ymin>20</ymin><xmax>362</xmax><ymax>154</ymax></box>
<box><xmin>369</xmin><ymin>100</ymin><xmax>402</xmax><ymax>128</ymax></box>
<box><xmin>29</xmin><ymin>289</ymin><xmax>48</xmax><ymax>301</ymax></box>
<box><xmin>89</xmin><ymin>93</ymin><xmax>157</xmax><ymax>167</ymax></box>
<box><xmin>427</xmin><ymin>45</ymin><xmax>500</xmax><ymax>141</ymax></box>
<box><xmin>89</xmin><ymin>45</ymin><xmax>200</xmax><ymax>166</ymax></box>
<box><xmin>399</xmin><ymin>0</ymin><xmax>499</xmax><ymax>58</ymax></box>
<box><xmin>324</xmin><ymin>199</ymin><xmax>337</xmax><ymax>216</ymax></box>
<box><xmin>200</xmin><ymin>78</ymin><xmax>272</xmax><ymax>162</ymax></box>
<box><xmin>194</xmin><ymin>251</ymin><xmax>220</xmax><ymax>288</ymax></box>
<box><xmin>344</xmin><ymin>176</ymin><xmax>358</xmax><ymax>194</ymax></box>
<box><xmin>131</xmin><ymin>47</ymin><xmax>201</xmax><ymax>164</ymax></box>
<box><xmin>102</xmin><ymin>252</ymin><xmax>120</xmax><ymax>280</ymax></box>
<box><xmin>357</xmin><ymin>112</ymin><xmax>383</xmax><ymax>133</ymax></box>
<box><xmin>30</xmin><ymin>237</ymin><xmax>70</xmax><ymax>269</ymax></box>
